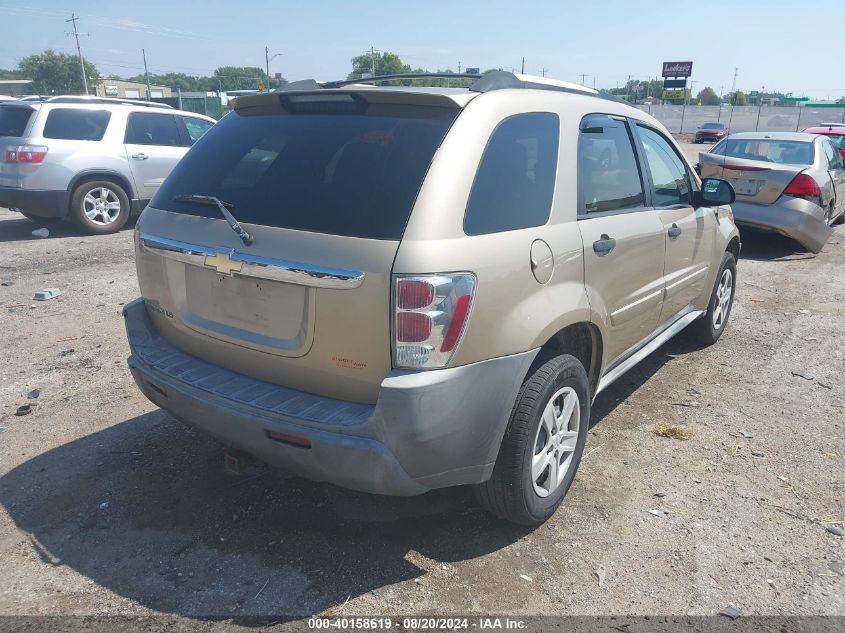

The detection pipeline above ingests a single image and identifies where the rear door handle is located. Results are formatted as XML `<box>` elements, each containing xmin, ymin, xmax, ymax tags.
<box><xmin>668</xmin><ymin>224</ymin><xmax>682</xmax><ymax>238</ymax></box>
<box><xmin>131</xmin><ymin>153</ymin><xmax>148</xmax><ymax>161</ymax></box>
<box><xmin>593</xmin><ymin>234</ymin><xmax>617</xmax><ymax>255</ymax></box>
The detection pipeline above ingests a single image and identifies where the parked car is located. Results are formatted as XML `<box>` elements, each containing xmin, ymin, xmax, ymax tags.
<box><xmin>699</xmin><ymin>132</ymin><xmax>845</xmax><ymax>252</ymax></box>
<box><xmin>694</xmin><ymin>122</ymin><xmax>727</xmax><ymax>143</ymax></box>
<box><xmin>801</xmin><ymin>125</ymin><xmax>845</xmax><ymax>161</ymax></box>
<box><xmin>0</xmin><ymin>96</ymin><xmax>216</xmax><ymax>234</ymax></box>
<box><xmin>124</xmin><ymin>71</ymin><xmax>739</xmax><ymax>526</ymax></box>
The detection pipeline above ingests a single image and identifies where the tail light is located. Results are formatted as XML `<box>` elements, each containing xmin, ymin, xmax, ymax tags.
<box><xmin>4</xmin><ymin>145</ymin><xmax>48</xmax><ymax>164</ymax></box>
<box><xmin>783</xmin><ymin>173</ymin><xmax>821</xmax><ymax>205</ymax></box>
<box><xmin>393</xmin><ymin>274</ymin><xmax>476</xmax><ymax>369</ymax></box>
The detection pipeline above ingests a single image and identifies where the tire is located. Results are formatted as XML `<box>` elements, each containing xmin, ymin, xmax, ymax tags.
<box><xmin>834</xmin><ymin>210</ymin><xmax>845</xmax><ymax>226</ymax></box>
<box><xmin>476</xmin><ymin>354</ymin><xmax>590</xmax><ymax>526</ymax></box>
<box><xmin>689</xmin><ymin>251</ymin><xmax>736</xmax><ymax>346</ymax></box>
<box><xmin>70</xmin><ymin>180</ymin><xmax>130</xmax><ymax>235</ymax></box>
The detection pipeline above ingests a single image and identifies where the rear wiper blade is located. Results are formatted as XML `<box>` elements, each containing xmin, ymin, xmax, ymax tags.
<box><xmin>173</xmin><ymin>194</ymin><xmax>254</xmax><ymax>246</ymax></box>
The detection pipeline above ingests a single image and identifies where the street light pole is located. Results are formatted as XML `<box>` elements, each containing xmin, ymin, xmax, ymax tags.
<box><xmin>755</xmin><ymin>85</ymin><xmax>765</xmax><ymax>131</ymax></box>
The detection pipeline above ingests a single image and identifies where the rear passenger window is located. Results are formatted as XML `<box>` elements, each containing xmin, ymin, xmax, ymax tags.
<box><xmin>125</xmin><ymin>112</ymin><xmax>183</xmax><ymax>147</ymax></box>
<box><xmin>464</xmin><ymin>113</ymin><xmax>559</xmax><ymax>235</ymax></box>
<box><xmin>577</xmin><ymin>115</ymin><xmax>645</xmax><ymax>214</ymax></box>
<box><xmin>0</xmin><ymin>107</ymin><xmax>34</xmax><ymax>137</ymax></box>
<box><xmin>43</xmin><ymin>108</ymin><xmax>111</xmax><ymax>141</ymax></box>
<box><xmin>636</xmin><ymin>125</ymin><xmax>691</xmax><ymax>207</ymax></box>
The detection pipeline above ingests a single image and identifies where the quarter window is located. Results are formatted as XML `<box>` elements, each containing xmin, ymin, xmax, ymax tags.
<box><xmin>125</xmin><ymin>112</ymin><xmax>183</xmax><ymax>147</ymax></box>
<box><xmin>182</xmin><ymin>117</ymin><xmax>214</xmax><ymax>144</ymax></box>
<box><xmin>464</xmin><ymin>113</ymin><xmax>559</xmax><ymax>235</ymax></box>
<box><xmin>43</xmin><ymin>108</ymin><xmax>111</xmax><ymax>141</ymax></box>
<box><xmin>577</xmin><ymin>115</ymin><xmax>645</xmax><ymax>214</ymax></box>
<box><xmin>637</xmin><ymin>125</ymin><xmax>691</xmax><ymax>207</ymax></box>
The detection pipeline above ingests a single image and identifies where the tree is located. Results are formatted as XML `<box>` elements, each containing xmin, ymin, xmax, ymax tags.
<box><xmin>18</xmin><ymin>49</ymin><xmax>99</xmax><ymax>95</ymax></box>
<box><xmin>696</xmin><ymin>86</ymin><xmax>720</xmax><ymax>106</ymax></box>
<box><xmin>0</xmin><ymin>68</ymin><xmax>21</xmax><ymax>80</ymax></box>
<box><xmin>348</xmin><ymin>51</ymin><xmax>411</xmax><ymax>80</ymax></box>
<box><xmin>731</xmin><ymin>90</ymin><xmax>749</xmax><ymax>106</ymax></box>
<box><xmin>212</xmin><ymin>66</ymin><xmax>274</xmax><ymax>91</ymax></box>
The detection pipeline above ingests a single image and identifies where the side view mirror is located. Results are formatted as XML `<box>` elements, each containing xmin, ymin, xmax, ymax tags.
<box><xmin>696</xmin><ymin>177</ymin><xmax>735</xmax><ymax>207</ymax></box>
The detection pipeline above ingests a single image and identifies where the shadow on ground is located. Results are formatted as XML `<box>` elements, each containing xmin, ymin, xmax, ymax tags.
<box><xmin>0</xmin><ymin>328</ymin><xmax>700</xmax><ymax>621</ymax></box>
<box><xmin>0</xmin><ymin>215</ymin><xmax>136</xmax><ymax>243</ymax></box>
<box><xmin>736</xmin><ymin>226</ymin><xmax>821</xmax><ymax>262</ymax></box>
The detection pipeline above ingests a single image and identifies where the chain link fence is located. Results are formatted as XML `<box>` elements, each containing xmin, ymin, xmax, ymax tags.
<box><xmin>635</xmin><ymin>104</ymin><xmax>845</xmax><ymax>134</ymax></box>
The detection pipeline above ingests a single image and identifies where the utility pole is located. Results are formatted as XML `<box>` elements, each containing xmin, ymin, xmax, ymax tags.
<box><xmin>521</xmin><ymin>57</ymin><xmax>525</xmax><ymax>74</ymax></box>
<box><xmin>66</xmin><ymin>13</ymin><xmax>88</xmax><ymax>95</ymax></box>
<box><xmin>458</xmin><ymin>61</ymin><xmax>461</xmax><ymax>73</ymax></box>
<box><xmin>370</xmin><ymin>46</ymin><xmax>378</xmax><ymax>76</ymax></box>
<box><xmin>755</xmin><ymin>85</ymin><xmax>765</xmax><ymax>131</ymax></box>
<box><xmin>540</xmin><ymin>67</ymin><xmax>548</xmax><ymax>78</ymax></box>
<box><xmin>579</xmin><ymin>72</ymin><xmax>587</xmax><ymax>86</ymax></box>
<box><xmin>142</xmin><ymin>48</ymin><xmax>152</xmax><ymax>101</ymax></box>
<box><xmin>265</xmin><ymin>46</ymin><xmax>281</xmax><ymax>90</ymax></box>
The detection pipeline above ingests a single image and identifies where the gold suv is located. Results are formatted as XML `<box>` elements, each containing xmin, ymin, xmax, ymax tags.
<box><xmin>124</xmin><ymin>72</ymin><xmax>740</xmax><ymax>525</ymax></box>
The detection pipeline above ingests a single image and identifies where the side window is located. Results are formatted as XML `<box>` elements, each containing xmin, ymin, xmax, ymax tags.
<box><xmin>636</xmin><ymin>125</ymin><xmax>692</xmax><ymax>207</ymax></box>
<box><xmin>182</xmin><ymin>117</ymin><xmax>214</xmax><ymax>145</ymax></box>
<box><xmin>464</xmin><ymin>113</ymin><xmax>559</xmax><ymax>235</ymax></box>
<box><xmin>577</xmin><ymin>115</ymin><xmax>645</xmax><ymax>214</ymax></box>
<box><xmin>124</xmin><ymin>112</ymin><xmax>183</xmax><ymax>147</ymax></box>
<box><xmin>822</xmin><ymin>138</ymin><xmax>842</xmax><ymax>169</ymax></box>
<box><xmin>43</xmin><ymin>108</ymin><xmax>111</xmax><ymax>141</ymax></box>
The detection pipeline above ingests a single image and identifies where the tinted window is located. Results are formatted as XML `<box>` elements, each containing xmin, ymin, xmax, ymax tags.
<box><xmin>125</xmin><ymin>112</ymin><xmax>183</xmax><ymax>146</ymax></box>
<box><xmin>43</xmin><ymin>108</ymin><xmax>110</xmax><ymax>141</ymax></box>
<box><xmin>702</xmin><ymin>123</ymin><xmax>724</xmax><ymax>129</ymax></box>
<box><xmin>464</xmin><ymin>113</ymin><xmax>559</xmax><ymax>235</ymax></box>
<box><xmin>0</xmin><ymin>107</ymin><xmax>34</xmax><ymax>137</ymax></box>
<box><xmin>823</xmin><ymin>138</ymin><xmax>844</xmax><ymax>168</ymax></box>
<box><xmin>577</xmin><ymin>115</ymin><xmax>645</xmax><ymax>214</ymax></box>
<box><xmin>182</xmin><ymin>117</ymin><xmax>213</xmax><ymax>144</ymax></box>
<box><xmin>153</xmin><ymin>108</ymin><xmax>456</xmax><ymax>240</ymax></box>
<box><xmin>637</xmin><ymin>125</ymin><xmax>691</xmax><ymax>207</ymax></box>
<box><xmin>715</xmin><ymin>139</ymin><xmax>814</xmax><ymax>165</ymax></box>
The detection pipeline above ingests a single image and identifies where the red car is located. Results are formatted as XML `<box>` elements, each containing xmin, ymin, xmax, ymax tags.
<box><xmin>801</xmin><ymin>126</ymin><xmax>845</xmax><ymax>161</ymax></box>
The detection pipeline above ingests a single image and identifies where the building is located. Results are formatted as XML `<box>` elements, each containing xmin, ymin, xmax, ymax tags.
<box><xmin>0</xmin><ymin>79</ymin><xmax>34</xmax><ymax>96</ymax></box>
<box><xmin>95</xmin><ymin>79</ymin><xmax>172</xmax><ymax>99</ymax></box>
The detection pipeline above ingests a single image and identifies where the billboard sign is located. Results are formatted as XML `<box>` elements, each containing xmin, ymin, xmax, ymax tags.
<box><xmin>662</xmin><ymin>89</ymin><xmax>686</xmax><ymax>100</ymax></box>
<box><xmin>465</xmin><ymin>67</ymin><xmax>480</xmax><ymax>74</ymax></box>
<box><xmin>662</xmin><ymin>61</ymin><xmax>693</xmax><ymax>78</ymax></box>
<box><xmin>663</xmin><ymin>78</ymin><xmax>687</xmax><ymax>89</ymax></box>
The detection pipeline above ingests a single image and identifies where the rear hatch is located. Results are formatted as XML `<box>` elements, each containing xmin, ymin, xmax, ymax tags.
<box><xmin>135</xmin><ymin>89</ymin><xmax>463</xmax><ymax>403</ymax></box>
<box><xmin>0</xmin><ymin>104</ymin><xmax>38</xmax><ymax>188</ymax></box>
<box><xmin>700</xmin><ymin>137</ymin><xmax>814</xmax><ymax>204</ymax></box>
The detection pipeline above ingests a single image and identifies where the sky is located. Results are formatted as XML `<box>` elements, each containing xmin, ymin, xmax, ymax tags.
<box><xmin>1</xmin><ymin>0</ymin><xmax>843</xmax><ymax>100</ymax></box>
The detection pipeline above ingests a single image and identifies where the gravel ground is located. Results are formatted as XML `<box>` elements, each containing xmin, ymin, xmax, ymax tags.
<box><xmin>0</xmin><ymin>141</ymin><xmax>843</xmax><ymax>621</ymax></box>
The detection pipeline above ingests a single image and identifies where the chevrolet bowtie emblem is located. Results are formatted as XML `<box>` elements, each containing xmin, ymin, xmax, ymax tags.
<box><xmin>204</xmin><ymin>252</ymin><xmax>242</xmax><ymax>275</ymax></box>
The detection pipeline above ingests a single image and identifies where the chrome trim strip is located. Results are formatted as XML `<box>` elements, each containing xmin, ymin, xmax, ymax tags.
<box><xmin>139</xmin><ymin>232</ymin><xmax>365</xmax><ymax>289</ymax></box>
<box><xmin>594</xmin><ymin>309</ymin><xmax>704</xmax><ymax>399</ymax></box>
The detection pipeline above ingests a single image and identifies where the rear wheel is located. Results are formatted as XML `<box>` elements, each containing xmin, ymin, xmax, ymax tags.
<box><xmin>689</xmin><ymin>251</ymin><xmax>736</xmax><ymax>346</ymax></box>
<box><xmin>476</xmin><ymin>354</ymin><xmax>590</xmax><ymax>526</ymax></box>
<box><xmin>70</xmin><ymin>180</ymin><xmax>130</xmax><ymax>235</ymax></box>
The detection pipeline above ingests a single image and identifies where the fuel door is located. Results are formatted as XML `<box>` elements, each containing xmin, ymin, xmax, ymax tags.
<box><xmin>530</xmin><ymin>239</ymin><xmax>554</xmax><ymax>284</ymax></box>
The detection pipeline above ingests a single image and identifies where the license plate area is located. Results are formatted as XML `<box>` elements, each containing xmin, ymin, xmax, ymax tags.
<box><xmin>728</xmin><ymin>178</ymin><xmax>764</xmax><ymax>197</ymax></box>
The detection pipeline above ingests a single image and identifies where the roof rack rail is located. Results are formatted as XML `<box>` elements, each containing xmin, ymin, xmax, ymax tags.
<box><xmin>323</xmin><ymin>72</ymin><xmax>483</xmax><ymax>89</ymax></box>
<box><xmin>42</xmin><ymin>96</ymin><xmax>174</xmax><ymax>109</ymax></box>
<box><xmin>272</xmin><ymin>71</ymin><xmax>631</xmax><ymax>106</ymax></box>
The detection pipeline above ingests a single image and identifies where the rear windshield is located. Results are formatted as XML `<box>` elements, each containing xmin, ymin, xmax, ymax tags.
<box><xmin>43</xmin><ymin>108</ymin><xmax>111</xmax><ymax>141</ymax></box>
<box><xmin>153</xmin><ymin>107</ymin><xmax>457</xmax><ymax>240</ymax></box>
<box><xmin>0</xmin><ymin>107</ymin><xmax>34</xmax><ymax>137</ymax></box>
<box><xmin>702</xmin><ymin>123</ymin><xmax>724</xmax><ymax>129</ymax></box>
<box><xmin>712</xmin><ymin>139</ymin><xmax>814</xmax><ymax>165</ymax></box>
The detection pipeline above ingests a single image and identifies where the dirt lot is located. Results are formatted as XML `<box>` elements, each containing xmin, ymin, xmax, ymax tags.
<box><xmin>1</xmin><ymin>141</ymin><xmax>843</xmax><ymax>621</ymax></box>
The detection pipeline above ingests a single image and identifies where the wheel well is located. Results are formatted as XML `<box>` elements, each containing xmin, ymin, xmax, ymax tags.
<box><xmin>727</xmin><ymin>237</ymin><xmax>740</xmax><ymax>260</ymax></box>
<box><xmin>533</xmin><ymin>322</ymin><xmax>603</xmax><ymax>397</ymax></box>
<box><xmin>68</xmin><ymin>172</ymin><xmax>135</xmax><ymax>206</ymax></box>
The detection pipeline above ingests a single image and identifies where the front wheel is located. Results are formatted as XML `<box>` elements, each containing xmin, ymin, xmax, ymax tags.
<box><xmin>476</xmin><ymin>354</ymin><xmax>590</xmax><ymax>526</ymax></box>
<box><xmin>70</xmin><ymin>180</ymin><xmax>130</xmax><ymax>235</ymax></box>
<box><xmin>689</xmin><ymin>251</ymin><xmax>736</xmax><ymax>346</ymax></box>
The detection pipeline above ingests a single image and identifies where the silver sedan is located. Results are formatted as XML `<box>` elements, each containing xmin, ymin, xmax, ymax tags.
<box><xmin>699</xmin><ymin>132</ymin><xmax>845</xmax><ymax>252</ymax></box>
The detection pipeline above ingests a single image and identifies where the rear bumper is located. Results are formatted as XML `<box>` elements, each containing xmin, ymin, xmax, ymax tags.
<box><xmin>123</xmin><ymin>299</ymin><xmax>537</xmax><ymax>496</ymax></box>
<box><xmin>0</xmin><ymin>186</ymin><xmax>69</xmax><ymax>218</ymax></box>
<box><xmin>695</xmin><ymin>135</ymin><xmax>724</xmax><ymax>143</ymax></box>
<box><xmin>731</xmin><ymin>197</ymin><xmax>832</xmax><ymax>253</ymax></box>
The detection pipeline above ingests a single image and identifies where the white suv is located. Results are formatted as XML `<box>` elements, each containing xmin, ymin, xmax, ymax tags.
<box><xmin>0</xmin><ymin>96</ymin><xmax>216</xmax><ymax>234</ymax></box>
